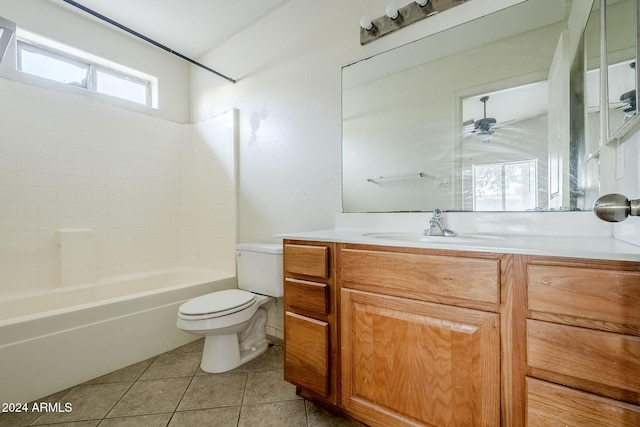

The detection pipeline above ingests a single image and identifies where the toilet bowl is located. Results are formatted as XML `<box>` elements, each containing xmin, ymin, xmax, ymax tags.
<box><xmin>176</xmin><ymin>243</ymin><xmax>283</xmax><ymax>373</ymax></box>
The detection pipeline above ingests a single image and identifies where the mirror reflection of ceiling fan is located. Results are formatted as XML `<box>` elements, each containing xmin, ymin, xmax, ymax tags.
<box><xmin>463</xmin><ymin>95</ymin><xmax>516</xmax><ymax>141</ymax></box>
<box><xmin>589</xmin><ymin>62</ymin><xmax>637</xmax><ymax>117</ymax></box>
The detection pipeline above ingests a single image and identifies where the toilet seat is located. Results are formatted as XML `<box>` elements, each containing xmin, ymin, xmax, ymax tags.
<box><xmin>178</xmin><ymin>289</ymin><xmax>257</xmax><ymax>320</ymax></box>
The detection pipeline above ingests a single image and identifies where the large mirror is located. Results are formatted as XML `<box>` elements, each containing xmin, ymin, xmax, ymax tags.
<box><xmin>607</xmin><ymin>0</ymin><xmax>638</xmax><ymax>139</ymax></box>
<box><xmin>342</xmin><ymin>0</ymin><xmax>597</xmax><ymax>212</ymax></box>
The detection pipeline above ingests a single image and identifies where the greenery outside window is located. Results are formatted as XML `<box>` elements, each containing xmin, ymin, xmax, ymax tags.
<box><xmin>473</xmin><ymin>160</ymin><xmax>538</xmax><ymax>211</ymax></box>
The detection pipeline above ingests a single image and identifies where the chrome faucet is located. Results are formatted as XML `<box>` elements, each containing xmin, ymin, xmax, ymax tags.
<box><xmin>424</xmin><ymin>208</ymin><xmax>456</xmax><ymax>237</ymax></box>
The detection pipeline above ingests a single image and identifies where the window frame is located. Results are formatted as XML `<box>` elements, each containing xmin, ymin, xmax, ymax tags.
<box><xmin>472</xmin><ymin>159</ymin><xmax>538</xmax><ymax>211</ymax></box>
<box><xmin>16</xmin><ymin>38</ymin><xmax>153</xmax><ymax>107</ymax></box>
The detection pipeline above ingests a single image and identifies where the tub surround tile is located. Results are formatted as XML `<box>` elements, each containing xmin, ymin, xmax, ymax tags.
<box><xmin>106</xmin><ymin>377</ymin><xmax>190</xmax><ymax>418</ymax></box>
<box><xmin>169</xmin><ymin>407</ymin><xmax>241</xmax><ymax>427</ymax></box>
<box><xmin>177</xmin><ymin>372</ymin><xmax>247</xmax><ymax>411</ymax></box>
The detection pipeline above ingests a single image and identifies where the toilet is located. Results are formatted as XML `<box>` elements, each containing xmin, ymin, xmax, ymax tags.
<box><xmin>176</xmin><ymin>242</ymin><xmax>283</xmax><ymax>373</ymax></box>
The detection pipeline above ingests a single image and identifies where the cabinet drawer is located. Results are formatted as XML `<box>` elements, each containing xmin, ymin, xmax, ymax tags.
<box><xmin>340</xmin><ymin>247</ymin><xmax>500</xmax><ymax>305</ymax></box>
<box><xmin>528</xmin><ymin>319</ymin><xmax>640</xmax><ymax>405</ymax></box>
<box><xmin>284</xmin><ymin>312</ymin><xmax>329</xmax><ymax>397</ymax></box>
<box><xmin>284</xmin><ymin>244</ymin><xmax>329</xmax><ymax>278</ymax></box>
<box><xmin>527</xmin><ymin>377</ymin><xmax>640</xmax><ymax>427</ymax></box>
<box><xmin>528</xmin><ymin>264</ymin><xmax>640</xmax><ymax>335</ymax></box>
<box><xmin>285</xmin><ymin>278</ymin><xmax>329</xmax><ymax>316</ymax></box>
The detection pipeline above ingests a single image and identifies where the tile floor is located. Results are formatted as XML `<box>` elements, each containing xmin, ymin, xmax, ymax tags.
<box><xmin>0</xmin><ymin>337</ymin><xmax>365</xmax><ymax>427</ymax></box>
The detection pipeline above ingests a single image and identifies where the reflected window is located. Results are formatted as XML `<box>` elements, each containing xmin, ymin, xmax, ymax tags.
<box><xmin>473</xmin><ymin>160</ymin><xmax>538</xmax><ymax>211</ymax></box>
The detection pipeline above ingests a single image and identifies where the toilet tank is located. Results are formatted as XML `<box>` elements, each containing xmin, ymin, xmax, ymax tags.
<box><xmin>235</xmin><ymin>243</ymin><xmax>283</xmax><ymax>297</ymax></box>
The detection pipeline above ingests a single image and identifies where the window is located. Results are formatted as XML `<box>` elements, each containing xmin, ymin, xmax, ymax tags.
<box><xmin>16</xmin><ymin>39</ymin><xmax>152</xmax><ymax>107</ymax></box>
<box><xmin>473</xmin><ymin>160</ymin><xmax>538</xmax><ymax>211</ymax></box>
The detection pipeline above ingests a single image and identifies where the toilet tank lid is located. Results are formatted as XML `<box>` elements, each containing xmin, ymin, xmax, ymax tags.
<box><xmin>235</xmin><ymin>242</ymin><xmax>282</xmax><ymax>254</ymax></box>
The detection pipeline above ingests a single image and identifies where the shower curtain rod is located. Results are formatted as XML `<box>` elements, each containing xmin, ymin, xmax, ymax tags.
<box><xmin>61</xmin><ymin>0</ymin><xmax>237</xmax><ymax>84</ymax></box>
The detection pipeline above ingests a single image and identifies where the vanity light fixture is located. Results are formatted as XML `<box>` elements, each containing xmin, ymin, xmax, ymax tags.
<box><xmin>360</xmin><ymin>15</ymin><xmax>375</xmax><ymax>32</ymax></box>
<box><xmin>360</xmin><ymin>0</ymin><xmax>468</xmax><ymax>45</ymax></box>
<box><xmin>386</xmin><ymin>3</ymin><xmax>400</xmax><ymax>20</ymax></box>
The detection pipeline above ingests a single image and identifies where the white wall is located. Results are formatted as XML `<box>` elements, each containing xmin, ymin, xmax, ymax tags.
<box><xmin>0</xmin><ymin>0</ymin><xmax>191</xmax><ymax>123</ymax></box>
<box><xmin>613</xmin><ymin>130</ymin><xmax>640</xmax><ymax>245</ymax></box>
<box><xmin>0</xmin><ymin>78</ymin><xmax>185</xmax><ymax>294</ymax></box>
<box><xmin>0</xmin><ymin>1</ymin><xmax>239</xmax><ymax>298</ymax></box>
<box><xmin>191</xmin><ymin>0</ymin><xmax>526</xmax><ymax>242</ymax></box>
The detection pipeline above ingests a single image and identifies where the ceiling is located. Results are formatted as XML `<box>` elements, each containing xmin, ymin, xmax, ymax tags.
<box><xmin>49</xmin><ymin>0</ymin><xmax>293</xmax><ymax>58</ymax></box>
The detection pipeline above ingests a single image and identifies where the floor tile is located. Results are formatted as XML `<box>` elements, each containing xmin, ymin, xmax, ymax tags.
<box><xmin>238</xmin><ymin>400</ymin><xmax>307</xmax><ymax>427</ymax></box>
<box><xmin>34</xmin><ymin>421</ymin><xmax>100</xmax><ymax>427</ymax></box>
<box><xmin>177</xmin><ymin>372</ymin><xmax>247</xmax><ymax>411</ymax></box>
<box><xmin>97</xmin><ymin>413</ymin><xmax>172</xmax><ymax>426</ymax></box>
<box><xmin>240</xmin><ymin>341</ymin><xmax>284</xmax><ymax>372</ymax></box>
<box><xmin>4</xmin><ymin>334</ymin><xmax>362</xmax><ymax>426</ymax></box>
<box><xmin>165</xmin><ymin>339</ymin><xmax>204</xmax><ymax>355</ymax></box>
<box><xmin>0</xmin><ymin>389</ymin><xmax>74</xmax><ymax>427</ymax></box>
<box><xmin>86</xmin><ymin>358</ymin><xmax>156</xmax><ymax>385</ymax></box>
<box><xmin>106</xmin><ymin>377</ymin><xmax>190</xmax><ymax>418</ymax></box>
<box><xmin>306</xmin><ymin>400</ymin><xmax>367</xmax><ymax>427</ymax></box>
<box><xmin>168</xmin><ymin>407</ymin><xmax>240</xmax><ymax>427</ymax></box>
<box><xmin>32</xmin><ymin>383</ymin><xmax>132</xmax><ymax>425</ymax></box>
<box><xmin>139</xmin><ymin>353</ymin><xmax>201</xmax><ymax>380</ymax></box>
<box><xmin>243</xmin><ymin>369</ymin><xmax>300</xmax><ymax>404</ymax></box>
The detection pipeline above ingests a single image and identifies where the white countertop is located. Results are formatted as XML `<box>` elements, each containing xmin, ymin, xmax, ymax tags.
<box><xmin>277</xmin><ymin>228</ymin><xmax>640</xmax><ymax>262</ymax></box>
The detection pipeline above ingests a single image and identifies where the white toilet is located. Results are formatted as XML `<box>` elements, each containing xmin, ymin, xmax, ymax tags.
<box><xmin>176</xmin><ymin>242</ymin><xmax>283</xmax><ymax>373</ymax></box>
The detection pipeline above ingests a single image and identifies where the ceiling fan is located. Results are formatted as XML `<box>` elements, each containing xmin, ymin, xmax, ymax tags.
<box><xmin>463</xmin><ymin>96</ymin><xmax>502</xmax><ymax>141</ymax></box>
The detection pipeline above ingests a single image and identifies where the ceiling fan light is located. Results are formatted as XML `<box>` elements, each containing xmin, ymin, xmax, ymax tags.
<box><xmin>477</xmin><ymin>132</ymin><xmax>493</xmax><ymax>142</ymax></box>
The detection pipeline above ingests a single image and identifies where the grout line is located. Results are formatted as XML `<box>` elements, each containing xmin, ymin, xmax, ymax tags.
<box><xmin>101</xmin><ymin>357</ymin><xmax>158</xmax><ymax>422</ymax></box>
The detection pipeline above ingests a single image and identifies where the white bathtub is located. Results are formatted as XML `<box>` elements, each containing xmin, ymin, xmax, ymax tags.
<box><xmin>0</xmin><ymin>268</ymin><xmax>236</xmax><ymax>403</ymax></box>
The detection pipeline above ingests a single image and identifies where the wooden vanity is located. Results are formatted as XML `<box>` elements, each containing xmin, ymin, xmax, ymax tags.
<box><xmin>282</xmin><ymin>238</ymin><xmax>640</xmax><ymax>426</ymax></box>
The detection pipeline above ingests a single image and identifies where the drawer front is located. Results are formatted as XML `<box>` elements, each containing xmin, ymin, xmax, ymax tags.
<box><xmin>528</xmin><ymin>264</ymin><xmax>640</xmax><ymax>335</ymax></box>
<box><xmin>528</xmin><ymin>319</ymin><xmax>640</xmax><ymax>405</ymax></box>
<box><xmin>284</xmin><ymin>244</ymin><xmax>329</xmax><ymax>278</ymax></box>
<box><xmin>527</xmin><ymin>377</ymin><xmax>640</xmax><ymax>427</ymax></box>
<box><xmin>284</xmin><ymin>312</ymin><xmax>329</xmax><ymax>397</ymax></box>
<box><xmin>285</xmin><ymin>278</ymin><xmax>329</xmax><ymax>316</ymax></box>
<box><xmin>340</xmin><ymin>247</ymin><xmax>500</xmax><ymax>305</ymax></box>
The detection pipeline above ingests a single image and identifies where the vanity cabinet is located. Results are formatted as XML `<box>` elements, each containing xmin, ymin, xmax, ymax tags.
<box><xmin>282</xmin><ymin>238</ymin><xmax>640</xmax><ymax>426</ymax></box>
<box><xmin>283</xmin><ymin>241</ymin><xmax>339</xmax><ymax>405</ymax></box>
<box><xmin>526</xmin><ymin>257</ymin><xmax>640</xmax><ymax>426</ymax></box>
<box><xmin>338</xmin><ymin>244</ymin><xmax>502</xmax><ymax>427</ymax></box>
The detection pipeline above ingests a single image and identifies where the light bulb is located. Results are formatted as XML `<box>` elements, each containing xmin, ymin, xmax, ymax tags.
<box><xmin>360</xmin><ymin>15</ymin><xmax>373</xmax><ymax>31</ymax></box>
<box><xmin>415</xmin><ymin>0</ymin><xmax>429</xmax><ymax>7</ymax></box>
<box><xmin>385</xmin><ymin>3</ymin><xmax>399</xmax><ymax>20</ymax></box>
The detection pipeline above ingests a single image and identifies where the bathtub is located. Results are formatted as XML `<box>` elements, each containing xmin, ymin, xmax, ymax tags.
<box><xmin>0</xmin><ymin>268</ymin><xmax>236</xmax><ymax>403</ymax></box>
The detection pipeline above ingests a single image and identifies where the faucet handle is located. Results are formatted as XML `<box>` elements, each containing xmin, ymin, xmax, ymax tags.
<box><xmin>432</xmin><ymin>208</ymin><xmax>443</xmax><ymax>219</ymax></box>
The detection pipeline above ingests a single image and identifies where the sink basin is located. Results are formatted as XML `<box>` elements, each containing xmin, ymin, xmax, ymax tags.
<box><xmin>361</xmin><ymin>232</ymin><xmax>506</xmax><ymax>244</ymax></box>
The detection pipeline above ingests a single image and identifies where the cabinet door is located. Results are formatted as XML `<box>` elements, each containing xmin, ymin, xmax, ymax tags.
<box><xmin>341</xmin><ymin>289</ymin><xmax>500</xmax><ymax>427</ymax></box>
<box><xmin>284</xmin><ymin>312</ymin><xmax>329</xmax><ymax>397</ymax></box>
<box><xmin>528</xmin><ymin>377</ymin><xmax>640</xmax><ymax>427</ymax></box>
